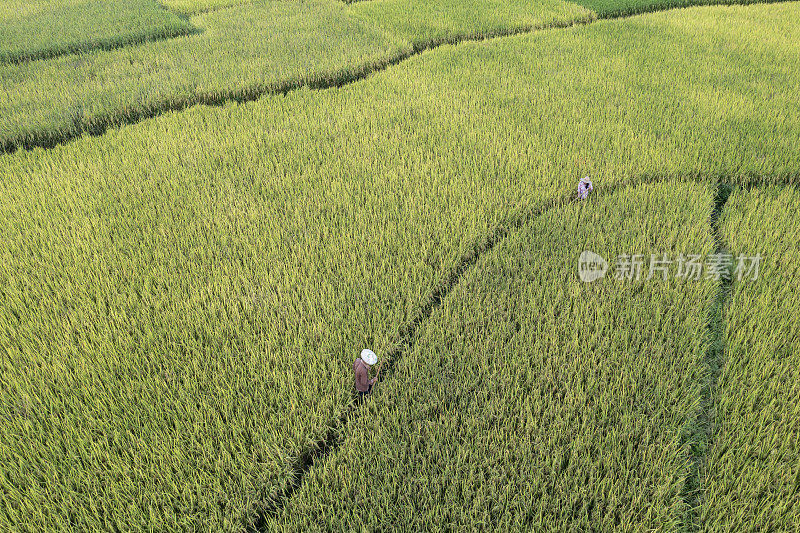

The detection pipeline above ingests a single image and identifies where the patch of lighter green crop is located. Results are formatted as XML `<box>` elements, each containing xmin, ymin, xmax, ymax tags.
<box><xmin>701</xmin><ymin>187</ymin><xmax>800</xmax><ymax>530</ymax></box>
<box><xmin>0</xmin><ymin>0</ymin><xmax>193</xmax><ymax>63</ymax></box>
<box><xmin>0</xmin><ymin>0</ymin><xmax>411</xmax><ymax>152</ymax></box>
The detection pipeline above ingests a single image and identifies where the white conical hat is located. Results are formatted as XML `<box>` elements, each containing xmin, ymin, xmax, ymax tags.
<box><xmin>360</xmin><ymin>349</ymin><xmax>378</xmax><ymax>366</ymax></box>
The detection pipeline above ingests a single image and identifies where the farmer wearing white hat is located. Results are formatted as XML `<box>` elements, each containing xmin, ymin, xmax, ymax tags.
<box><xmin>353</xmin><ymin>349</ymin><xmax>382</xmax><ymax>403</ymax></box>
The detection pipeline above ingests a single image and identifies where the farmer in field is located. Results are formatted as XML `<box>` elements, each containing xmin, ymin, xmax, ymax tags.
<box><xmin>577</xmin><ymin>176</ymin><xmax>593</xmax><ymax>200</ymax></box>
<box><xmin>353</xmin><ymin>349</ymin><xmax>382</xmax><ymax>403</ymax></box>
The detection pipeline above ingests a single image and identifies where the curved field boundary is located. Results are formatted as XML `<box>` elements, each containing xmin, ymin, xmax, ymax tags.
<box><xmin>252</xmin><ymin>175</ymin><xmax>794</xmax><ymax>530</ymax></box>
<box><xmin>251</xmin><ymin>187</ymin><xmax>585</xmax><ymax>528</ymax></box>
<box><xmin>264</xmin><ymin>179</ymin><xmax>719</xmax><ymax>529</ymax></box>
<box><xmin>1</xmin><ymin>26</ymin><xmax>202</xmax><ymax>66</ymax></box>
<box><xmin>347</xmin><ymin>0</ymin><xmax>595</xmax><ymax>52</ymax></box>
<box><xmin>2</xmin><ymin>0</ymin><xmax>796</xmax><ymax>156</ymax></box>
<box><xmin>0</xmin><ymin>49</ymin><xmax>415</xmax><ymax>154</ymax></box>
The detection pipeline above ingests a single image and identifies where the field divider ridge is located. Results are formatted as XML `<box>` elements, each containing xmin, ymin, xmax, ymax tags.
<box><xmin>248</xmin><ymin>178</ymin><xmax>671</xmax><ymax>528</ymax></box>
<box><xmin>0</xmin><ymin>16</ymin><xmax>596</xmax><ymax>157</ymax></box>
<box><xmin>396</xmin><ymin>15</ymin><xmax>597</xmax><ymax>54</ymax></box>
<box><xmin>248</xmin><ymin>174</ymin><xmax>790</xmax><ymax>529</ymax></box>
<box><xmin>679</xmin><ymin>181</ymin><xmax>733</xmax><ymax>531</ymax></box>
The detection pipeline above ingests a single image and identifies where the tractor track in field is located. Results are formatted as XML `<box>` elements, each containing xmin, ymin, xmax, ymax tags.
<box><xmin>4</xmin><ymin>0</ymin><xmax>796</xmax><ymax>157</ymax></box>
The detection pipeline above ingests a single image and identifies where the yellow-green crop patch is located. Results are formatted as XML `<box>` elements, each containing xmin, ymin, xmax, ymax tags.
<box><xmin>0</xmin><ymin>0</ymin><xmax>193</xmax><ymax>63</ymax></box>
<box><xmin>0</xmin><ymin>4</ymin><xmax>799</xmax><ymax>530</ymax></box>
<box><xmin>571</xmin><ymin>0</ymin><xmax>781</xmax><ymax>18</ymax></box>
<box><xmin>4</xmin><ymin>2</ymin><xmax>799</xmax><ymax>156</ymax></box>
<box><xmin>349</xmin><ymin>0</ymin><xmax>594</xmax><ymax>50</ymax></box>
<box><xmin>0</xmin><ymin>0</ymin><xmax>410</xmax><ymax>153</ymax></box>
<box><xmin>267</xmin><ymin>181</ymin><xmax>717</xmax><ymax>530</ymax></box>
<box><xmin>160</xmin><ymin>0</ymin><xmax>255</xmax><ymax>16</ymax></box>
<box><xmin>700</xmin><ymin>187</ymin><xmax>800</xmax><ymax>530</ymax></box>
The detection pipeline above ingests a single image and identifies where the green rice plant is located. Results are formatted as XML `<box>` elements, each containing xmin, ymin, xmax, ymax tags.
<box><xmin>0</xmin><ymin>4</ymin><xmax>798</xmax><ymax>530</ymax></box>
<box><xmin>160</xmin><ymin>0</ymin><xmax>256</xmax><ymax>16</ymax></box>
<box><xmin>0</xmin><ymin>0</ymin><xmax>193</xmax><ymax>63</ymax></box>
<box><xmin>4</xmin><ymin>1</ymin><xmax>799</xmax><ymax>155</ymax></box>
<box><xmin>0</xmin><ymin>0</ymin><xmax>411</xmax><ymax>153</ymax></box>
<box><xmin>570</xmin><ymin>0</ymin><xmax>784</xmax><ymax>17</ymax></box>
<box><xmin>349</xmin><ymin>0</ymin><xmax>595</xmax><ymax>51</ymax></box>
<box><xmin>266</xmin><ymin>181</ymin><xmax>718</xmax><ymax>530</ymax></box>
<box><xmin>700</xmin><ymin>187</ymin><xmax>800</xmax><ymax>530</ymax></box>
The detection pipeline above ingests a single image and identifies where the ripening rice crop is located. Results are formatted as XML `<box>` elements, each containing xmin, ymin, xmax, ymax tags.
<box><xmin>267</xmin><ymin>181</ymin><xmax>718</xmax><ymax>530</ymax></box>
<box><xmin>0</xmin><ymin>4</ymin><xmax>799</xmax><ymax>530</ymax></box>
<box><xmin>0</xmin><ymin>0</ymin><xmax>193</xmax><ymax>63</ymax></box>
<box><xmin>349</xmin><ymin>0</ymin><xmax>595</xmax><ymax>51</ymax></box>
<box><xmin>0</xmin><ymin>0</ymin><xmax>410</xmax><ymax>153</ymax></box>
<box><xmin>160</xmin><ymin>0</ymin><xmax>255</xmax><ymax>16</ymax></box>
<box><xmin>3</xmin><ymin>1</ymin><xmax>799</xmax><ymax>156</ymax></box>
<box><xmin>699</xmin><ymin>187</ymin><xmax>800</xmax><ymax>530</ymax></box>
<box><xmin>571</xmin><ymin>0</ymin><xmax>783</xmax><ymax>18</ymax></box>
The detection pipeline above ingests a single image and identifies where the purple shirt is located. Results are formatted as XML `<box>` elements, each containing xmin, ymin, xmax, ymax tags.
<box><xmin>578</xmin><ymin>178</ymin><xmax>593</xmax><ymax>200</ymax></box>
<box><xmin>353</xmin><ymin>359</ymin><xmax>374</xmax><ymax>392</ymax></box>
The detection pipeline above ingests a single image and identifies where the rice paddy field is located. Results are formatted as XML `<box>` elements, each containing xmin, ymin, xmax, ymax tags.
<box><xmin>0</xmin><ymin>0</ymin><xmax>193</xmax><ymax>63</ymax></box>
<box><xmin>701</xmin><ymin>188</ymin><xmax>800</xmax><ymax>531</ymax></box>
<box><xmin>268</xmin><ymin>181</ymin><xmax>719</xmax><ymax>530</ymax></box>
<box><xmin>0</xmin><ymin>0</ymin><xmax>798</xmax><ymax>531</ymax></box>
